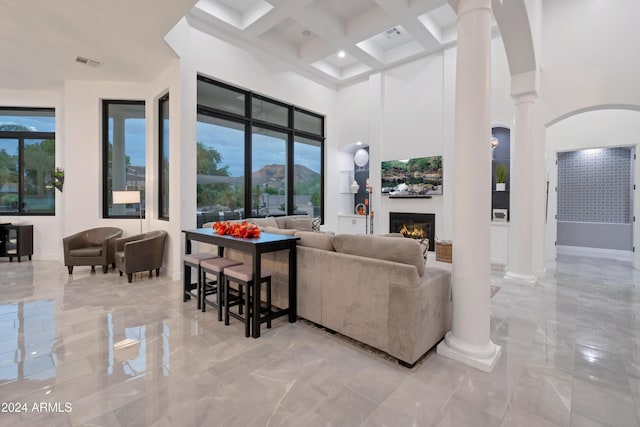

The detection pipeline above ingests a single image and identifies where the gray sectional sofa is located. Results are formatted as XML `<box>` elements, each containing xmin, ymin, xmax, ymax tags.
<box><xmin>214</xmin><ymin>216</ymin><xmax>452</xmax><ymax>367</ymax></box>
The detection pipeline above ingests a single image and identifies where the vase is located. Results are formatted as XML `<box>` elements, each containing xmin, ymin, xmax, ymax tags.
<box><xmin>54</xmin><ymin>176</ymin><xmax>64</xmax><ymax>192</ymax></box>
<box><xmin>496</xmin><ymin>183</ymin><xmax>506</xmax><ymax>191</ymax></box>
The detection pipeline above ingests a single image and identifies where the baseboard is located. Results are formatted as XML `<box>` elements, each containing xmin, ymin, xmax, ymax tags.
<box><xmin>556</xmin><ymin>245</ymin><xmax>632</xmax><ymax>262</ymax></box>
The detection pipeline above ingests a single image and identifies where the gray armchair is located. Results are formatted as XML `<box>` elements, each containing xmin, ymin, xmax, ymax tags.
<box><xmin>114</xmin><ymin>230</ymin><xmax>167</xmax><ymax>283</ymax></box>
<box><xmin>63</xmin><ymin>227</ymin><xmax>123</xmax><ymax>274</ymax></box>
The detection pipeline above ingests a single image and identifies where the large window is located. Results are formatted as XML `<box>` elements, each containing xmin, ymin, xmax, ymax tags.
<box><xmin>252</xmin><ymin>127</ymin><xmax>288</xmax><ymax>215</ymax></box>
<box><xmin>0</xmin><ymin>108</ymin><xmax>55</xmax><ymax>215</ymax></box>
<box><xmin>158</xmin><ymin>94</ymin><xmax>169</xmax><ymax>220</ymax></box>
<box><xmin>196</xmin><ymin>76</ymin><xmax>324</xmax><ymax>224</ymax></box>
<box><xmin>196</xmin><ymin>115</ymin><xmax>246</xmax><ymax>225</ymax></box>
<box><xmin>103</xmin><ymin>100</ymin><xmax>146</xmax><ymax>218</ymax></box>
<box><xmin>294</xmin><ymin>136</ymin><xmax>322</xmax><ymax>217</ymax></box>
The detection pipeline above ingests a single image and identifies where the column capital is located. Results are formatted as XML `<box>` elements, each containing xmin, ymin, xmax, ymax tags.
<box><xmin>511</xmin><ymin>70</ymin><xmax>539</xmax><ymax>101</ymax></box>
<box><xmin>452</xmin><ymin>0</ymin><xmax>492</xmax><ymax>17</ymax></box>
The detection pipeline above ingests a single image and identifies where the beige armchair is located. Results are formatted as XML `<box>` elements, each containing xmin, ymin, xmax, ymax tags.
<box><xmin>114</xmin><ymin>230</ymin><xmax>167</xmax><ymax>283</ymax></box>
<box><xmin>63</xmin><ymin>227</ymin><xmax>123</xmax><ymax>274</ymax></box>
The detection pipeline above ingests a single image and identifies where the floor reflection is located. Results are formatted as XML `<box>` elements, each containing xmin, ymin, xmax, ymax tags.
<box><xmin>0</xmin><ymin>300</ymin><xmax>56</xmax><ymax>384</ymax></box>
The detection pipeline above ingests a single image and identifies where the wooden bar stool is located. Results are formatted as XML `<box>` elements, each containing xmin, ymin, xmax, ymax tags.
<box><xmin>200</xmin><ymin>257</ymin><xmax>243</xmax><ymax>321</ymax></box>
<box><xmin>183</xmin><ymin>253</ymin><xmax>218</xmax><ymax>309</ymax></box>
<box><xmin>224</xmin><ymin>264</ymin><xmax>272</xmax><ymax>338</ymax></box>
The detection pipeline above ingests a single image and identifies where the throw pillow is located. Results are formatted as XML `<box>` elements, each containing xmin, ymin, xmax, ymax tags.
<box><xmin>294</xmin><ymin>231</ymin><xmax>334</xmax><ymax>251</ymax></box>
<box><xmin>263</xmin><ymin>226</ymin><xmax>297</xmax><ymax>236</ymax></box>
<box><xmin>247</xmin><ymin>217</ymin><xmax>279</xmax><ymax>229</ymax></box>
<box><xmin>285</xmin><ymin>217</ymin><xmax>313</xmax><ymax>231</ymax></box>
<box><xmin>311</xmin><ymin>216</ymin><xmax>321</xmax><ymax>232</ymax></box>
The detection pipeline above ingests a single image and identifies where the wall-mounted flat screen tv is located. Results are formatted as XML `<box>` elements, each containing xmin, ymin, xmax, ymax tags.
<box><xmin>381</xmin><ymin>155</ymin><xmax>443</xmax><ymax>197</ymax></box>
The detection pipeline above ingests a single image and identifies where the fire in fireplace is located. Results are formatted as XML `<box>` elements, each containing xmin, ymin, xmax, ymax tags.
<box><xmin>389</xmin><ymin>212</ymin><xmax>435</xmax><ymax>251</ymax></box>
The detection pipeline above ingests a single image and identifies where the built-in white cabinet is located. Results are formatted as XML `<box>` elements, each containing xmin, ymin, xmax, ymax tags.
<box><xmin>490</xmin><ymin>222</ymin><xmax>509</xmax><ymax>269</ymax></box>
<box><xmin>337</xmin><ymin>214</ymin><xmax>367</xmax><ymax>234</ymax></box>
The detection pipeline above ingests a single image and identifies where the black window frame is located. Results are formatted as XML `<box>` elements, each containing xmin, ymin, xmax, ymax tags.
<box><xmin>158</xmin><ymin>93</ymin><xmax>170</xmax><ymax>221</ymax></box>
<box><xmin>102</xmin><ymin>99</ymin><xmax>146</xmax><ymax>219</ymax></box>
<box><xmin>196</xmin><ymin>75</ymin><xmax>325</xmax><ymax>221</ymax></box>
<box><xmin>0</xmin><ymin>107</ymin><xmax>56</xmax><ymax>217</ymax></box>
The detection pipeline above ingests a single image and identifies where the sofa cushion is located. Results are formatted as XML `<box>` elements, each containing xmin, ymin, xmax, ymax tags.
<box><xmin>332</xmin><ymin>234</ymin><xmax>425</xmax><ymax>277</ymax></box>
<box><xmin>263</xmin><ymin>226</ymin><xmax>297</xmax><ymax>236</ymax></box>
<box><xmin>285</xmin><ymin>217</ymin><xmax>313</xmax><ymax>231</ymax></box>
<box><xmin>69</xmin><ymin>247</ymin><xmax>102</xmax><ymax>257</ymax></box>
<box><xmin>274</xmin><ymin>217</ymin><xmax>288</xmax><ymax>229</ymax></box>
<box><xmin>295</xmin><ymin>231</ymin><xmax>335</xmax><ymax>251</ymax></box>
<box><xmin>247</xmin><ymin>217</ymin><xmax>279</xmax><ymax>229</ymax></box>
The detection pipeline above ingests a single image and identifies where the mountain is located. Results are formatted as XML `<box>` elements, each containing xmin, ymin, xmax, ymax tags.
<box><xmin>251</xmin><ymin>164</ymin><xmax>319</xmax><ymax>187</ymax></box>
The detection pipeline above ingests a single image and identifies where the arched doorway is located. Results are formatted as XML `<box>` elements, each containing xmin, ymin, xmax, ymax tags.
<box><xmin>545</xmin><ymin>108</ymin><xmax>640</xmax><ymax>264</ymax></box>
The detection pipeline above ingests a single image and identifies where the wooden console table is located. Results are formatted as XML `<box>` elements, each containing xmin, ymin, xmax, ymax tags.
<box><xmin>0</xmin><ymin>224</ymin><xmax>33</xmax><ymax>262</ymax></box>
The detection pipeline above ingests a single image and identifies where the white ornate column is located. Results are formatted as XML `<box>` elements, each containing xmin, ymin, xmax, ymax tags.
<box><xmin>531</xmin><ymin>96</ymin><xmax>547</xmax><ymax>278</ymax></box>
<box><xmin>505</xmin><ymin>73</ymin><xmax>538</xmax><ymax>285</ymax></box>
<box><xmin>437</xmin><ymin>0</ymin><xmax>501</xmax><ymax>372</ymax></box>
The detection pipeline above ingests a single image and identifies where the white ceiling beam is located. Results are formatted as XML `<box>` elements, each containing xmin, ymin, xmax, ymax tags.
<box><xmin>291</xmin><ymin>2</ymin><xmax>384</xmax><ymax>68</ymax></box>
<box><xmin>408</xmin><ymin>0</ymin><xmax>450</xmax><ymax>15</ymax></box>
<box><xmin>373</xmin><ymin>0</ymin><xmax>443</xmax><ymax>52</ymax></box>
<box><xmin>345</xmin><ymin>6</ymin><xmax>397</xmax><ymax>43</ymax></box>
<box><xmin>242</xmin><ymin>0</ymin><xmax>313</xmax><ymax>37</ymax></box>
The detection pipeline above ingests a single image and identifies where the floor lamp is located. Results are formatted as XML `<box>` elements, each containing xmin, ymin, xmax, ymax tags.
<box><xmin>112</xmin><ymin>190</ymin><xmax>142</xmax><ymax>234</ymax></box>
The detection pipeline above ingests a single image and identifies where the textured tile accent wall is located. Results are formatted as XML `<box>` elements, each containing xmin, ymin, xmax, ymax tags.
<box><xmin>557</xmin><ymin>147</ymin><xmax>631</xmax><ymax>223</ymax></box>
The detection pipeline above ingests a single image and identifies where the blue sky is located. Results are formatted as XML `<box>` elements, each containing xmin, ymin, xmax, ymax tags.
<box><xmin>196</xmin><ymin>121</ymin><xmax>321</xmax><ymax>177</ymax></box>
<box><xmin>1</xmin><ymin>114</ymin><xmax>320</xmax><ymax>175</ymax></box>
<box><xmin>0</xmin><ymin>115</ymin><xmax>55</xmax><ymax>133</ymax></box>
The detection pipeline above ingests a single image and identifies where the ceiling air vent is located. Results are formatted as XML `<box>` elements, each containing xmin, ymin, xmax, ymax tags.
<box><xmin>384</xmin><ymin>27</ymin><xmax>402</xmax><ymax>39</ymax></box>
<box><xmin>75</xmin><ymin>56</ymin><xmax>102</xmax><ymax>67</ymax></box>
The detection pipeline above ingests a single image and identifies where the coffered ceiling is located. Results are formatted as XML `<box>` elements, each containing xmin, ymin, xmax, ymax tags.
<box><xmin>186</xmin><ymin>0</ymin><xmax>477</xmax><ymax>87</ymax></box>
<box><xmin>0</xmin><ymin>0</ymin><xmax>501</xmax><ymax>91</ymax></box>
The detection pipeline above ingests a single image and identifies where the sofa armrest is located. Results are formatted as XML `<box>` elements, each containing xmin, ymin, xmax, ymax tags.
<box><xmin>102</xmin><ymin>230</ymin><xmax>123</xmax><ymax>264</ymax></box>
<box><xmin>63</xmin><ymin>231</ymin><xmax>88</xmax><ymax>251</ymax></box>
<box><xmin>388</xmin><ymin>267</ymin><xmax>452</xmax><ymax>364</ymax></box>
<box><xmin>121</xmin><ymin>236</ymin><xmax>165</xmax><ymax>273</ymax></box>
<box><xmin>115</xmin><ymin>235</ymin><xmax>142</xmax><ymax>252</ymax></box>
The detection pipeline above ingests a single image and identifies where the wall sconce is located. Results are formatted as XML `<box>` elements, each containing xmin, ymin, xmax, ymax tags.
<box><xmin>490</xmin><ymin>135</ymin><xmax>499</xmax><ymax>150</ymax></box>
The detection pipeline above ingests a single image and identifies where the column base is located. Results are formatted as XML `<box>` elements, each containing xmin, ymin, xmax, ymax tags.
<box><xmin>437</xmin><ymin>331</ymin><xmax>502</xmax><ymax>373</ymax></box>
<box><xmin>533</xmin><ymin>267</ymin><xmax>546</xmax><ymax>278</ymax></box>
<box><xmin>504</xmin><ymin>271</ymin><xmax>537</xmax><ymax>286</ymax></box>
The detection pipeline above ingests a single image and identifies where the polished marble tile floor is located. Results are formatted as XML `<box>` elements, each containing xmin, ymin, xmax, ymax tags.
<box><xmin>1</xmin><ymin>254</ymin><xmax>640</xmax><ymax>426</ymax></box>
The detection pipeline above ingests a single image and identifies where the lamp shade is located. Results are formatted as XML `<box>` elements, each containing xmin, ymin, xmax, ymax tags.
<box><xmin>354</xmin><ymin>148</ymin><xmax>369</xmax><ymax>167</ymax></box>
<box><xmin>112</xmin><ymin>190</ymin><xmax>140</xmax><ymax>204</ymax></box>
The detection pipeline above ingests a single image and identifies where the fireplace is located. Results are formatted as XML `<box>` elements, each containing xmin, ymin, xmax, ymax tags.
<box><xmin>389</xmin><ymin>212</ymin><xmax>435</xmax><ymax>251</ymax></box>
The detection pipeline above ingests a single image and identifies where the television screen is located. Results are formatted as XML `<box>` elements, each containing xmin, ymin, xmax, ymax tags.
<box><xmin>381</xmin><ymin>155</ymin><xmax>442</xmax><ymax>197</ymax></box>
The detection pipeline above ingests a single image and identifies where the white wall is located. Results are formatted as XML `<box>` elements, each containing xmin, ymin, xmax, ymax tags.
<box><xmin>62</xmin><ymin>81</ymin><xmax>152</xmax><ymax>236</ymax></box>
<box><xmin>380</xmin><ymin>52</ymin><xmax>446</xmax><ymax>238</ymax></box>
<box><xmin>541</xmin><ymin>0</ymin><xmax>640</xmax><ymax>121</ymax></box>
<box><xmin>331</xmin><ymin>35</ymin><xmax>514</xmax><ymax>241</ymax></box>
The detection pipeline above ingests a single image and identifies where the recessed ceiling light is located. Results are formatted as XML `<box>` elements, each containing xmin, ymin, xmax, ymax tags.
<box><xmin>338</xmin><ymin>50</ymin><xmax>346</xmax><ymax>58</ymax></box>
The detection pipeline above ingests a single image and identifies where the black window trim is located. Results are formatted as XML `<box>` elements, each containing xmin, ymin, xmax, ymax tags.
<box><xmin>158</xmin><ymin>93</ymin><xmax>170</xmax><ymax>221</ymax></box>
<box><xmin>102</xmin><ymin>99</ymin><xmax>146</xmax><ymax>219</ymax></box>
<box><xmin>0</xmin><ymin>107</ymin><xmax>56</xmax><ymax>217</ymax></box>
<box><xmin>196</xmin><ymin>76</ymin><xmax>325</xmax><ymax>222</ymax></box>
